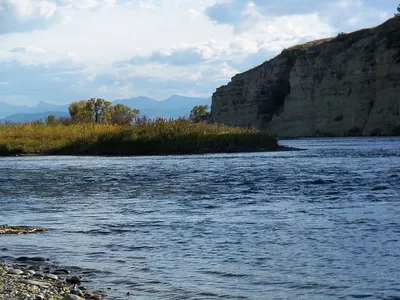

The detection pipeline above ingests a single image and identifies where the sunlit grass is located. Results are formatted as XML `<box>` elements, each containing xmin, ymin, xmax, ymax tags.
<box><xmin>0</xmin><ymin>119</ymin><xmax>278</xmax><ymax>155</ymax></box>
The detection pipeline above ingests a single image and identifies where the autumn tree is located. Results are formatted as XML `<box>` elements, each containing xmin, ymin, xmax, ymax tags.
<box><xmin>69</xmin><ymin>98</ymin><xmax>140</xmax><ymax>125</ymax></box>
<box><xmin>69</xmin><ymin>100</ymin><xmax>93</xmax><ymax>123</ymax></box>
<box><xmin>86</xmin><ymin>98</ymin><xmax>112</xmax><ymax>123</ymax></box>
<box><xmin>111</xmin><ymin>104</ymin><xmax>140</xmax><ymax>125</ymax></box>
<box><xmin>190</xmin><ymin>105</ymin><xmax>210</xmax><ymax>122</ymax></box>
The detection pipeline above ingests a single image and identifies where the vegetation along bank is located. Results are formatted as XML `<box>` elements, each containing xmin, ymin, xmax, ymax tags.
<box><xmin>0</xmin><ymin>119</ymin><xmax>281</xmax><ymax>156</ymax></box>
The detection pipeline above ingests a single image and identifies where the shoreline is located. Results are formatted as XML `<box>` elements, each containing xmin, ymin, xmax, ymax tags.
<box><xmin>1</xmin><ymin>227</ymin><xmax>108</xmax><ymax>299</ymax></box>
<box><xmin>0</xmin><ymin>145</ymin><xmax>299</xmax><ymax>157</ymax></box>
<box><xmin>0</xmin><ymin>260</ymin><xmax>108</xmax><ymax>300</ymax></box>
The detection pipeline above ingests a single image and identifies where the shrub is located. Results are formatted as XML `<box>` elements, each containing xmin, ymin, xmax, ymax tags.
<box><xmin>0</xmin><ymin>120</ymin><xmax>278</xmax><ymax>156</ymax></box>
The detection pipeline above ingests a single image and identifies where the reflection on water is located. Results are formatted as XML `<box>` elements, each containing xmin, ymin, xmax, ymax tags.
<box><xmin>1</xmin><ymin>137</ymin><xmax>400</xmax><ymax>299</ymax></box>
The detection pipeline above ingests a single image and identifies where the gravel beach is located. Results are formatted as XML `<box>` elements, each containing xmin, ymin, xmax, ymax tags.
<box><xmin>1</xmin><ymin>226</ymin><xmax>107</xmax><ymax>300</ymax></box>
<box><xmin>0</xmin><ymin>262</ymin><xmax>108</xmax><ymax>300</ymax></box>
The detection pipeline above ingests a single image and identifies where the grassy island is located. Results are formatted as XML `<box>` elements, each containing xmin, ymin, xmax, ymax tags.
<box><xmin>0</xmin><ymin>119</ymin><xmax>280</xmax><ymax>156</ymax></box>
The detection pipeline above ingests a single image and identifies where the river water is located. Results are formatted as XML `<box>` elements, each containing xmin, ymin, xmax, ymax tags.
<box><xmin>0</xmin><ymin>137</ymin><xmax>399</xmax><ymax>299</ymax></box>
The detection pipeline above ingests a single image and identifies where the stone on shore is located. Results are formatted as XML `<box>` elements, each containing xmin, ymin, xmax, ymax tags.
<box><xmin>65</xmin><ymin>294</ymin><xmax>84</xmax><ymax>300</ymax></box>
<box><xmin>18</xmin><ymin>279</ymin><xmax>51</xmax><ymax>288</ymax></box>
<box><xmin>8</xmin><ymin>269</ymin><xmax>24</xmax><ymax>275</ymax></box>
<box><xmin>1</xmin><ymin>261</ymin><xmax>107</xmax><ymax>299</ymax></box>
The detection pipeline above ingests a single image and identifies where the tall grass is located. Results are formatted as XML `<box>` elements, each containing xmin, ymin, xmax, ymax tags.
<box><xmin>0</xmin><ymin>119</ymin><xmax>278</xmax><ymax>156</ymax></box>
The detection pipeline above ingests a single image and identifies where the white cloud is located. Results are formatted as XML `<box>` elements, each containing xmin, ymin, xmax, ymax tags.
<box><xmin>218</xmin><ymin>62</ymin><xmax>240</xmax><ymax>79</ymax></box>
<box><xmin>1</xmin><ymin>0</ymin><xmax>334</xmax><ymax>67</ymax></box>
<box><xmin>336</xmin><ymin>0</ymin><xmax>362</xmax><ymax>9</ymax></box>
<box><xmin>7</xmin><ymin>0</ymin><xmax>57</xmax><ymax>19</ymax></box>
<box><xmin>0</xmin><ymin>0</ymin><xmax>389</xmax><ymax>105</ymax></box>
<box><xmin>10</xmin><ymin>46</ymin><xmax>45</xmax><ymax>53</ymax></box>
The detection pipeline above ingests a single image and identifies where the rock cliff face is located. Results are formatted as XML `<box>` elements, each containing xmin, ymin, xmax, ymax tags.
<box><xmin>210</xmin><ymin>18</ymin><xmax>400</xmax><ymax>137</ymax></box>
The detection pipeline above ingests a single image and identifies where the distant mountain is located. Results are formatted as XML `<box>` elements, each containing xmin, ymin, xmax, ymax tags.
<box><xmin>0</xmin><ymin>101</ymin><xmax>27</xmax><ymax>118</ymax></box>
<box><xmin>0</xmin><ymin>111</ymin><xmax>69</xmax><ymax>123</ymax></box>
<box><xmin>0</xmin><ymin>95</ymin><xmax>211</xmax><ymax>122</ymax></box>
<box><xmin>113</xmin><ymin>96</ymin><xmax>159</xmax><ymax>109</ymax></box>
<box><xmin>0</xmin><ymin>101</ymin><xmax>69</xmax><ymax>118</ymax></box>
<box><xmin>30</xmin><ymin>102</ymin><xmax>69</xmax><ymax>113</ymax></box>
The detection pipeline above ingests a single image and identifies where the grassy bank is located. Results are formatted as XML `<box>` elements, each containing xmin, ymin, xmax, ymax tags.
<box><xmin>0</xmin><ymin>119</ymin><xmax>279</xmax><ymax>156</ymax></box>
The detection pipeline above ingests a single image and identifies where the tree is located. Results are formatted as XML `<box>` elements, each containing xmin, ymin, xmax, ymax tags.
<box><xmin>190</xmin><ymin>105</ymin><xmax>210</xmax><ymax>122</ymax></box>
<box><xmin>46</xmin><ymin>114</ymin><xmax>57</xmax><ymax>125</ymax></box>
<box><xmin>68</xmin><ymin>98</ymin><xmax>141</xmax><ymax>125</ymax></box>
<box><xmin>86</xmin><ymin>98</ymin><xmax>112</xmax><ymax>123</ymax></box>
<box><xmin>69</xmin><ymin>100</ymin><xmax>92</xmax><ymax>123</ymax></box>
<box><xmin>69</xmin><ymin>98</ymin><xmax>112</xmax><ymax>124</ymax></box>
<box><xmin>111</xmin><ymin>104</ymin><xmax>140</xmax><ymax>125</ymax></box>
<box><xmin>396</xmin><ymin>4</ymin><xmax>400</xmax><ymax>16</ymax></box>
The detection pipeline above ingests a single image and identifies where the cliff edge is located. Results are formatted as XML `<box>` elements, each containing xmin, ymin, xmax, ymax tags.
<box><xmin>210</xmin><ymin>18</ymin><xmax>400</xmax><ymax>137</ymax></box>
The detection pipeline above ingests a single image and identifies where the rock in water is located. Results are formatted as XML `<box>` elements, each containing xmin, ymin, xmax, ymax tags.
<box><xmin>0</xmin><ymin>225</ymin><xmax>48</xmax><ymax>235</ymax></box>
<box><xmin>53</xmin><ymin>268</ymin><xmax>71</xmax><ymax>275</ymax></box>
<box><xmin>66</xmin><ymin>275</ymin><xmax>82</xmax><ymax>285</ymax></box>
<box><xmin>210</xmin><ymin>18</ymin><xmax>400</xmax><ymax>137</ymax></box>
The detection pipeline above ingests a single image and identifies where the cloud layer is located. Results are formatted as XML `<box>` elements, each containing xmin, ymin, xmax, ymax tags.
<box><xmin>0</xmin><ymin>0</ymin><xmax>397</xmax><ymax>105</ymax></box>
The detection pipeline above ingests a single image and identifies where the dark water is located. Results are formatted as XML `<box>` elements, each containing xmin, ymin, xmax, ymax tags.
<box><xmin>1</xmin><ymin>137</ymin><xmax>399</xmax><ymax>299</ymax></box>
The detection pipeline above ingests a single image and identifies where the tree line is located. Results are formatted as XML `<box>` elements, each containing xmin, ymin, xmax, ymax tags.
<box><xmin>43</xmin><ymin>99</ymin><xmax>210</xmax><ymax>126</ymax></box>
<box><xmin>68</xmin><ymin>98</ymin><xmax>139</xmax><ymax>124</ymax></box>
<box><xmin>44</xmin><ymin>98</ymin><xmax>139</xmax><ymax>125</ymax></box>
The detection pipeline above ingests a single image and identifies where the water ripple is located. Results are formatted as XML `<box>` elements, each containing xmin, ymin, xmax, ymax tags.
<box><xmin>0</xmin><ymin>137</ymin><xmax>399</xmax><ymax>299</ymax></box>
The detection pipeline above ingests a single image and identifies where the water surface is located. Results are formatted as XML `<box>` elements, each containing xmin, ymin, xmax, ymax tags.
<box><xmin>1</xmin><ymin>137</ymin><xmax>399</xmax><ymax>299</ymax></box>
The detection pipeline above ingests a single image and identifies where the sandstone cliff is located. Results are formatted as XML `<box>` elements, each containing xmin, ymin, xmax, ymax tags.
<box><xmin>210</xmin><ymin>18</ymin><xmax>400</xmax><ymax>137</ymax></box>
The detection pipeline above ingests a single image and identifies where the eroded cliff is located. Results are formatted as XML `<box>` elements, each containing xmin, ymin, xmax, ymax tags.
<box><xmin>210</xmin><ymin>18</ymin><xmax>400</xmax><ymax>137</ymax></box>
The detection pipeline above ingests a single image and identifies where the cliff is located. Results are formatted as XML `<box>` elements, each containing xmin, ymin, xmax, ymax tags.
<box><xmin>210</xmin><ymin>18</ymin><xmax>400</xmax><ymax>137</ymax></box>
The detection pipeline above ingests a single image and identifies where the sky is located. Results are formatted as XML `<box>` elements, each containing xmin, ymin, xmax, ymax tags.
<box><xmin>0</xmin><ymin>0</ymin><xmax>398</xmax><ymax>105</ymax></box>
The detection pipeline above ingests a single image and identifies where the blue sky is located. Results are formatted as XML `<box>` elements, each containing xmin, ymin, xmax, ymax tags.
<box><xmin>0</xmin><ymin>0</ymin><xmax>398</xmax><ymax>105</ymax></box>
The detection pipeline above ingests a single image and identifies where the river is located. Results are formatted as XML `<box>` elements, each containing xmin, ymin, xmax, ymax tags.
<box><xmin>1</xmin><ymin>137</ymin><xmax>399</xmax><ymax>299</ymax></box>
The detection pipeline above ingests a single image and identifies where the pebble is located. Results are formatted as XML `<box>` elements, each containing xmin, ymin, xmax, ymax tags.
<box><xmin>24</xmin><ymin>270</ymin><xmax>36</xmax><ymax>275</ymax></box>
<box><xmin>8</xmin><ymin>268</ymin><xmax>24</xmax><ymax>275</ymax></box>
<box><xmin>83</xmin><ymin>292</ymin><xmax>95</xmax><ymax>298</ymax></box>
<box><xmin>70</xmin><ymin>288</ymin><xmax>84</xmax><ymax>297</ymax></box>
<box><xmin>18</xmin><ymin>292</ymin><xmax>32</xmax><ymax>300</ymax></box>
<box><xmin>18</xmin><ymin>279</ymin><xmax>51</xmax><ymax>288</ymax></box>
<box><xmin>65</xmin><ymin>294</ymin><xmax>84</xmax><ymax>300</ymax></box>
<box><xmin>45</xmin><ymin>274</ymin><xmax>59</xmax><ymax>280</ymax></box>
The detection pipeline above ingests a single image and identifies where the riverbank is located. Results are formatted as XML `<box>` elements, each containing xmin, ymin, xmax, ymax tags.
<box><xmin>0</xmin><ymin>261</ymin><xmax>108</xmax><ymax>300</ymax></box>
<box><xmin>0</xmin><ymin>226</ymin><xmax>107</xmax><ymax>299</ymax></box>
<box><xmin>0</xmin><ymin>120</ymin><xmax>281</xmax><ymax>156</ymax></box>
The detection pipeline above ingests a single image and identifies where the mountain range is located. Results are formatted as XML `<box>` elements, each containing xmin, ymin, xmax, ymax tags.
<box><xmin>0</xmin><ymin>95</ymin><xmax>211</xmax><ymax>123</ymax></box>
